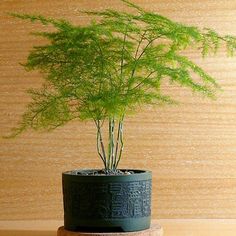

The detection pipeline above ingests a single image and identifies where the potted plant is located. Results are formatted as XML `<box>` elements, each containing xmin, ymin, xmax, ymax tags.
<box><xmin>7</xmin><ymin>0</ymin><xmax>236</xmax><ymax>233</ymax></box>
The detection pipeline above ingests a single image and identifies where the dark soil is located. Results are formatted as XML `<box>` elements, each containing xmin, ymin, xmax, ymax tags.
<box><xmin>76</xmin><ymin>169</ymin><xmax>135</xmax><ymax>176</ymax></box>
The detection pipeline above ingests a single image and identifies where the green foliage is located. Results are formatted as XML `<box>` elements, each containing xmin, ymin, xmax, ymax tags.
<box><xmin>7</xmin><ymin>1</ymin><xmax>236</xmax><ymax>169</ymax></box>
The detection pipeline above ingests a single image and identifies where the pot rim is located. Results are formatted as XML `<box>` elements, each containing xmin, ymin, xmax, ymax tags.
<box><xmin>62</xmin><ymin>169</ymin><xmax>152</xmax><ymax>182</ymax></box>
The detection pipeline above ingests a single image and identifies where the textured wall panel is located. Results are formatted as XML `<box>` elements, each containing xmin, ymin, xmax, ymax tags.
<box><xmin>0</xmin><ymin>0</ymin><xmax>236</xmax><ymax>220</ymax></box>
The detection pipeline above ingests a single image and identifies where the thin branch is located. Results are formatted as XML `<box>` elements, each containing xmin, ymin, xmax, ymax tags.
<box><xmin>130</xmin><ymin>34</ymin><xmax>160</xmax><ymax>80</ymax></box>
<box><xmin>96</xmin><ymin>123</ymin><xmax>106</xmax><ymax>167</ymax></box>
<box><xmin>110</xmin><ymin>118</ymin><xmax>115</xmax><ymax>169</ymax></box>
<box><xmin>113</xmin><ymin>119</ymin><xmax>122</xmax><ymax>169</ymax></box>
<box><xmin>130</xmin><ymin>70</ymin><xmax>157</xmax><ymax>91</ymax></box>
<box><xmin>120</xmin><ymin>22</ymin><xmax>129</xmax><ymax>80</ymax></box>
<box><xmin>94</xmin><ymin>119</ymin><xmax>107</xmax><ymax>168</ymax></box>
<box><xmin>115</xmin><ymin>116</ymin><xmax>124</xmax><ymax>169</ymax></box>
<box><xmin>129</xmin><ymin>30</ymin><xmax>147</xmax><ymax>78</ymax></box>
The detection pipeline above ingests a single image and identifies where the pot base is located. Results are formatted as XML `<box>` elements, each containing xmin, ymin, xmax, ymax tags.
<box><xmin>57</xmin><ymin>223</ymin><xmax>163</xmax><ymax>236</ymax></box>
<box><xmin>65</xmin><ymin>216</ymin><xmax>151</xmax><ymax>232</ymax></box>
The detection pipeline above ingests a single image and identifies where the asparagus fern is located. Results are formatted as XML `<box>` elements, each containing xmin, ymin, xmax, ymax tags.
<box><xmin>8</xmin><ymin>0</ymin><xmax>236</xmax><ymax>171</ymax></box>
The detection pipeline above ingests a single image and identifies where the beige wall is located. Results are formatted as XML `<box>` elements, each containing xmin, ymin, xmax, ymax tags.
<box><xmin>1</xmin><ymin>0</ymin><xmax>236</xmax><ymax>220</ymax></box>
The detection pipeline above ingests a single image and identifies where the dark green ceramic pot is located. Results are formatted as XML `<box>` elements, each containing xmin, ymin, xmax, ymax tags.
<box><xmin>62</xmin><ymin>169</ymin><xmax>152</xmax><ymax>232</ymax></box>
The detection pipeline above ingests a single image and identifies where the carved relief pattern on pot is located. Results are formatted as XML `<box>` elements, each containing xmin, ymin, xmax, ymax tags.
<box><xmin>63</xmin><ymin>179</ymin><xmax>151</xmax><ymax>219</ymax></box>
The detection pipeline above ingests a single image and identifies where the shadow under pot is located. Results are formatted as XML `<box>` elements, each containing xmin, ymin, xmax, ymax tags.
<box><xmin>62</xmin><ymin>169</ymin><xmax>152</xmax><ymax>232</ymax></box>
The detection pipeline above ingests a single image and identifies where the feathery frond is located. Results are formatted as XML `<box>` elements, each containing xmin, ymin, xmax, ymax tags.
<box><xmin>7</xmin><ymin>0</ymin><xmax>236</xmax><ymax>169</ymax></box>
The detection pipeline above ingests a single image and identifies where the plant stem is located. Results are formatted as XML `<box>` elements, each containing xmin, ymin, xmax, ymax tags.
<box><xmin>127</xmin><ymin>34</ymin><xmax>162</xmax><ymax>92</ymax></box>
<box><xmin>115</xmin><ymin>119</ymin><xmax>124</xmax><ymax>169</ymax></box>
<box><xmin>95</xmin><ymin>120</ymin><xmax>107</xmax><ymax>169</ymax></box>
<box><xmin>130</xmin><ymin>70</ymin><xmax>156</xmax><ymax>91</ymax></box>
<box><xmin>115</xmin><ymin>116</ymin><xmax>124</xmax><ymax>169</ymax></box>
<box><xmin>110</xmin><ymin>118</ymin><xmax>115</xmax><ymax>169</ymax></box>
<box><xmin>113</xmin><ymin>121</ymin><xmax>121</xmax><ymax>169</ymax></box>
<box><xmin>94</xmin><ymin>118</ymin><xmax>125</xmax><ymax>171</ymax></box>
<box><xmin>96</xmin><ymin>126</ymin><xmax>106</xmax><ymax>167</ymax></box>
<box><xmin>129</xmin><ymin>30</ymin><xmax>148</xmax><ymax>80</ymax></box>
<box><xmin>120</xmin><ymin>23</ymin><xmax>129</xmax><ymax>80</ymax></box>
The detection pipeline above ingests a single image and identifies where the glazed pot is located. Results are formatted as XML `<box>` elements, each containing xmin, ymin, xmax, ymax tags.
<box><xmin>62</xmin><ymin>169</ymin><xmax>152</xmax><ymax>232</ymax></box>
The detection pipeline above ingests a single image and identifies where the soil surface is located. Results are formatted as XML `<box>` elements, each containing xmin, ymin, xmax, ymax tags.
<box><xmin>76</xmin><ymin>169</ymin><xmax>135</xmax><ymax>176</ymax></box>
